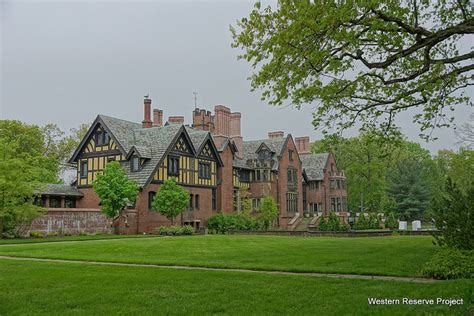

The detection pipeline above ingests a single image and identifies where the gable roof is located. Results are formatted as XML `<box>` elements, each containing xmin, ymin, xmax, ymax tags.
<box><xmin>71</xmin><ymin>115</ymin><xmax>225</xmax><ymax>187</ymax></box>
<box><xmin>234</xmin><ymin>136</ymin><xmax>290</xmax><ymax>171</ymax></box>
<box><xmin>300</xmin><ymin>153</ymin><xmax>329</xmax><ymax>181</ymax></box>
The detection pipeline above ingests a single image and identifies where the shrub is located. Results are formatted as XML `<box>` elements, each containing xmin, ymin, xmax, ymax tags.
<box><xmin>421</xmin><ymin>247</ymin><xmax>474</xmax><ymax>279</ymax></box>
<box><xmin>29</xmin><ymin>231</ymin><xmax>43</xmax><ymax>238</ymax></box>
<box><xmin>355</xmin><ymin>214</ymin><xmax>369</xmax><ymax>230</ymax></box>
<box><xmin>47</xmin><ymin>231</ymin><xmax>58</xmax><ymax>237</ymax></box>
<box><xmin>368</xmin><ymin>213</ymin><xmax>380</xmax><ymax>229</ymax></box>
<box><xmin>326</xmin><ymin>212</ymin><xmax>341</xmax><ymax>231</ymax></box>
<box><xmin>207</xmin><ymin>213</ymin><xmax>259</xmax><ymax>234</ymax></box>
<box><xmin>384</xmin><ymin>212</ymin><xmax>398</xmax><ymax>229</ymax></box>
<box><xmin>155</xmin><ymin>225</ymin><xmax>194</xmax><ymax>236</ymax></box>
<box><xmin>79</xmin><ymin>231</ymin><xmax>88</xmax><ymax>236</ymax></box>
<box><xmin>317</xmin><ymin>216</ymin><xmax>327</xmax><ymax>231</ymax></box>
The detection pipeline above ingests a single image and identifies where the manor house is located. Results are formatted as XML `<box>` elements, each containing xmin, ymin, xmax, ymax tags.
<box><xmin>34</xmin><ymin>98</ymin><xmax>348</xmax><ymax>234</ymax></box>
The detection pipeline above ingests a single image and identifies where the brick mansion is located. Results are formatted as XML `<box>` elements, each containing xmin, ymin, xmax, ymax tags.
<box><xmin>34</xmin><ymin>98</ymin><xmax>348</xmax><ymax>234</ymax></box>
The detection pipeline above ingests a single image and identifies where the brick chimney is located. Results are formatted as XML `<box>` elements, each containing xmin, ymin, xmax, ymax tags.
<box><xmin>168</xmin><ymin>116</ymin><xmax>184</xmax><ymax>125</ymax></box>
<box><xmin>295</xmin><ymin>136</ymin><xmax>310</xmax><ymax>154</ymax></box>
<box><xmin>214</xmin><ymin>105</ymin><xmax>231</xmax><ymax>136</ymax></box>
<box><xmin>153</xmin><ymin>109</ymin><xmax>163</xmax><ymax>127</ymax></box>
<box><xmin>268</xmin><ymin>131</ymin><xmax>284</xmax><ymax>138</ymax></box>
<box><xmin>230</xmin><ymin>112</ymin><xmax>243</xmax><ymax>159</ymax></box>
<box><xmin>193</xmin><ymin>108</ymin><xmax>214</xmax><ymax>132</ymax></box>
<box><xmin>142</xmin><ymin>98</ymin><xmax>153</xmax><ymax>128</ymax></box>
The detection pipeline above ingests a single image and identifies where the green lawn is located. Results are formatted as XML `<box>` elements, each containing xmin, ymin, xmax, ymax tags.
<box><xmin>0</xmin><ymin>234</ymin><xmax>153</xmax><ymax>244</ymax></box>
<box><xmin>0</xmin><ymin>235</ymin><xmax>436</xmax><ymax>277</ymax></box>
<box><xmin>0</xmin><ymin>260</ymin><xmax>472</xmax><ymax>315</ymax></box>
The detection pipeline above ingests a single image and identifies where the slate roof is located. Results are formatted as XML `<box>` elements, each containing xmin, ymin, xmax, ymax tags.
<box><xmin>300</xmin><ymin>153</ymin><xmax>329</xmax><ymax>181</ymax></box>
<box><xmin>233</xmin><ymin>136</ymin><xmax>289</xmax><ymax>171</ymax></box>
<box><xmin>38</xmin><ymin>184</ymin><xmax>84</xmax><ymax>197</ymax></box>
<box><xmin>185</xmin><ymin>126</ymin><xmax>210</xmax><ymax>151</ymax></box>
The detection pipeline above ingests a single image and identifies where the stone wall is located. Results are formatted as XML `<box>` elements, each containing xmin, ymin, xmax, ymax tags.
<box><xmin>31</xmin><ymin>208</ymin><xmax>111</xmax><ymax>235</ymax></box>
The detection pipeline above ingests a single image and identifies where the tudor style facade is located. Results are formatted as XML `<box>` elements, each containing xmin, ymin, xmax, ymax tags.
<box><xmin>34</xmin><ymin>97</ymin><xmax>348</xmax><ymax>234</ymax></box>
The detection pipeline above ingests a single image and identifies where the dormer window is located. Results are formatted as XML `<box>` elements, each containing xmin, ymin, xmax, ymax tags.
<box><xmin>131</xmin><ymin>156</ymin><xmax>140</xmax><ymax>172</ymax></box>
<box><xmin>96</xmin><ymin>130</ymin><xmax>109</xmax><ymax>146</ymax></box>
<box><xmin>258</xmin><ymin>149</ymin><xmax>270</xmax><ymax>160</ymax></box>
<box><xmin>289</xmin><ymin>150</ymin><xmax>294</xmax><ymax>162</ymax></box>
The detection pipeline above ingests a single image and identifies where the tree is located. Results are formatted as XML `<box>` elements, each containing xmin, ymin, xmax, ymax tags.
<box><xmin>0</xmin><ymin>139</ymin><xmax>46</xmax><ymax>236</ymax></box>
<box><xmin>258</xmin><ymin>196</ymin><xmax>278</xmax><ymax>230</ymax></box>
<box><xmin>386</xmin><ymin>157</ymin><xmax>434</xmax><ymax>220</ymax></box>
<box><xmin>93</xmin><ymin>161</ymin><xmax>139</xmax><ymax>231</ymax></box>
<box><xmin>152</xmin><ymin>178</ymin><xmax>189</xmax><ymax>225</ymax></box>
<box><xmin>231</xmin><ymin>1</ymin><xmax>473</xmax><ymax>139</ymax></box>
<box><xmin>432</xmin><ymin>177</ymin><xmax>473</xmax><ymax>250</ymax></box>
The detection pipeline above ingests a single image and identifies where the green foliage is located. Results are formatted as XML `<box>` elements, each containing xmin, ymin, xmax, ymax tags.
<box><xmin>0</xmin><ymin>127</ymin><xmax>50</xmax><ymax>236</ymax></box>
<box><xmin>231</xmin><ymin>1</ymin><xmax>472</xmax><ymax>139</ymax></box>
<box><xmin>432</xmin><ymin>177</ymin><xmax>474</xmax><ymax>250</ymax></box>
<box><xmin>317</xmin><ymin>216</ymin><xmax>327</xmax><ymax>231</ymax></box>
<box><xmin>207</xmin><ymin>213</ymin><xmax>259</xmax><ymax>234</ymax></box>
<box><xmin>155</xmin><ymin>225</ymin><xmax>194</xmax><ymax>236</ymax></box>
<box><xmin>29</xmin><ymin>231</ymin><xmax>43</xmax><ymax>238</ymax></box>
<box><xmin>151</xmin><ymin>178</ymin><xmax>189</xmax><ymax>225</ymax></box>
<box><xmin>386</xmin><ymin>156</ymin><xmax>434</xmax><ymax>221</ymax></box>
<box><xmin>385</xmin><ymin>213</ymin><xmax>398</xmax><ymax>229</ymax></box>
<box><xmin>317</xmin><ymin>213</ymin><xmax>348</xmax><ymax>232</ymax></box>
<box><xmin>421</xmin><ymin>247</ymin><xmax>474</xmax><ymax>280</ymax></box>
<box><xmin>312</xmin><ymin>131</ymin><xmax>437</xmax><ymax>219</ymax></box>
<box><xmin>367</xmin><ymin>213</ymin><xmax>380</xmax><ymax>229</ymax></box>
<box><xmin>355</xmin><ymin>215</ymin><xmax>369</xmax><ymax>230</ymax></box>
<box><xmin>326</xmin><ymin>212</ymin><xmax>341</xmax><ymax>231</ymax></box>
<box><xmin>258</xmin><ymin>196</ymin><xmax>278</xmax><ymax>230</ymax></box>
<box><xmin>92</xmin><ymin>161</ymin><xmax>139</xmax><ymax>222</ymax></box>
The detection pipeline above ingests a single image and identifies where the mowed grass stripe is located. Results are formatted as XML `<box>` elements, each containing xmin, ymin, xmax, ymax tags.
<box><xmin>0</xmin><ymin>235</ymin><xmax>435</xmax><ymax>277</ymax></box>
<box><xmin>0</xmin><ymin>260</ymin><xmax>471</xmax><ymax>316</ymax></box>
<box><xmin>0</xmin><ymin>256</ymin><xmax>438</xmax><ymax>283</ymax></box>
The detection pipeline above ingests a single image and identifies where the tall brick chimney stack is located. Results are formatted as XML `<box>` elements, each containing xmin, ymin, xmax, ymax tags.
<box><xmin>193</xmin><ymin>108</ymin><xmax>215</xmax><ymax>132</ymax></box>
<box><xmin>142</xmin><ymin>98</ymin><xmax>153</xmax><ymax>128</ymax></box>
<box><xmin>168</xmin><ymin>116</ymin><xmax>185</xmax><ymax>125</ymax></box>
<box><xmin>230</xmin><ymin>112</ymin><xmax>243</xmax><ymax>159</ymax></box>
<box><xmin>295</xmin><ymin>136</ymin><xmax>310</xmax><ymax>154</ymax></box>
<box><xmin>153</xmin><ymin>109</ymin><xmax>163</xmax><ymax>127</ymax></box>
<box><xmin>214</xmin><ymin>105</ymin><xmax>231</xmax><ymax>136</ymax></box>
<box><xmin>268</xmin><ymin>131</ymin><xmax>284</xmax><ymax>138</ymax></box>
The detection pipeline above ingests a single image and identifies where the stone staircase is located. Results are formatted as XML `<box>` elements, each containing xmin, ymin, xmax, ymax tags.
<box><xmin>293</xmin><ymin>216</ymin><xmax>313</xmax><ymax>231</ymax></box>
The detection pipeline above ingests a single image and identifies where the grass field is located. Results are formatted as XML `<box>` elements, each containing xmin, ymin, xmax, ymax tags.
<box><xmin>0</xmin><ymin>235</ymin><xmax>435</xmax><ymax>276</ymax></box>
<box><xmin>0</xmin><ymin>234</ymin><xmax>153</xmax><ymax>245</ymax></box>
<box><xmin>1</xmin><ymin>235</ymin><xmax>472</xmax><ymax>315</ymax></box>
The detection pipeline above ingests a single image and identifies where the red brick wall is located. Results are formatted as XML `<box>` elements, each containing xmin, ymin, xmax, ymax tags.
<box><xmin>276</xmin><ymin>136</ymin><xmax>303</xmax><ymax>226</ymax></box>
<box><xmin>135</xmin><ymin>184</ymin><xmax>215</xmax><ymax>234</ymax></box>
<box><xmin>217</xmin><ymin>144</ymin><xmax>234</xmax><ymax>214</ymax></box>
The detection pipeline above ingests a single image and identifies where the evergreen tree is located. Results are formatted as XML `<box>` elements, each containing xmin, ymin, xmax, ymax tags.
<box><xmin>386</xmin><ymin>157</ymin><xmax>433</xmax><ymax>221</ymax></box>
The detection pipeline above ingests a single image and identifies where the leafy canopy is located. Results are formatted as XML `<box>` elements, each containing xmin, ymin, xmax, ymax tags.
<box><xmin>151</xmin><ymin>178</ymin><xmax>189</xmax><ymax>225</ymax></box>
<box><xmin>0</xmin><ymin>136</ymin><xmax>46</xmax><ymax>236</ymax></box>
<box><xmin>231</xmin><ymin>0</ymin><xmax>473</xmax><ymax>139</ymax></box>
<box><xmin>93</xmin><ymin>161</ymin><xmax>139</xmax><ymax>220</ymax></box>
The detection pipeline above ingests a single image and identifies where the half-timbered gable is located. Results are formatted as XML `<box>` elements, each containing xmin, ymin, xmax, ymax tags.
<box><xmin>70</xmin><ymin>117</ymin><xmax>128</xmax><ymax>187</ymax></box>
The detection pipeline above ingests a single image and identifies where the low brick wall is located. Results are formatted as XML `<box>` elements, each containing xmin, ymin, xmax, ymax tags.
<box><xmin>229</xmin><ymin>230</ymin><xmax>436</xmax><ymax>237</ymax></box>
<box><xmin>31</xmin><ymin>208</ymin><xmax>111</xmax><ymax>235</ymax></box>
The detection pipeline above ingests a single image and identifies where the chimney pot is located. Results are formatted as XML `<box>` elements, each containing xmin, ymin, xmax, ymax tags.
<box><xmin>168</xmin><ymin>116</ymin><xmax>185</xmax><ymax>125</ymax></box>
<box><xmin>268</xmin><ymin>131</ymin><xmax>284</xmax><ymax>138</ymax></box>
<box><xmin>295</xmin><ymin>136</ymin><xmax>310</xmax><ymax>154</ymax></box>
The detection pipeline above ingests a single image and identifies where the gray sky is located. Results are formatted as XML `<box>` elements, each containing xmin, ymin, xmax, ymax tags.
<box><xmin>1</xmin><ymin>0</ymin><xmax>472</xmax><ymax>153</ymax></box>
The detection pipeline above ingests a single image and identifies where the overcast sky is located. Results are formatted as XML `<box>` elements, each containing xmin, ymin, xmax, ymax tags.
<box><xmin>1</xmin><ymin>0</ymin><xmax>472</xmax><ymax>154</ymax></box>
